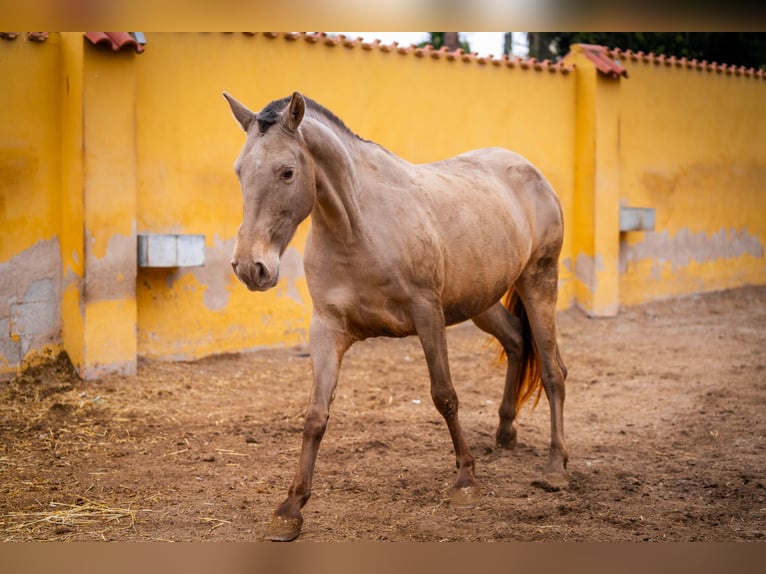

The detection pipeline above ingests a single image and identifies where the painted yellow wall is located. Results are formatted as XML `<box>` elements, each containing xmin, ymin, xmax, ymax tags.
<box><xmin>616</xmin><ymin>54</ymin><xmax>766</xmax><ymax>304</ymax></box>
<box><xmin>3</xmin><ymin>33</ymin><xmax>765</xmax><ymax>376</ymax></box>
<box><xmin>59</xmin><ymin>32</ymin><xmax>86</xmax><ymax>373</ymax></box>
<box><xmin>568</xmin><ymin>46</ymin><xmax>623</xmax><ymax>317</ymax></box>
<box><xmin>78</xmin><ymin>45</ymin><xmax>139</xmax><ymax>377</ymax></box>
<box><xmin>0</xmin><ymin>37</ymin><xmax>61</xmax><ymax>260</ymax></box>
<box><xmin>2</xmin><ymin>33</ymin><xmax>140</xmax><ymax>378</ymax></box>
<box><xmin>0</xmin><ymin>33</ymin><xmax>63</xmax><ymax>371</ymax></box>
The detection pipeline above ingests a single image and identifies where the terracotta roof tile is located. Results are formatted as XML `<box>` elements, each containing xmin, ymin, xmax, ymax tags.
<box><xmin>578</xmin><ymin>43</ymin><xmax>629</xmax><ymax>79</ymax></box>
<box><xmin>609</xmin><ymin>46</ymin><xmax>764</xmax><ymax>80</ymax></box>
<box><xmin>249</xmin><ymin>33</ymin><xmax>573</xmax><ymax>75</ymax></box>
<box><xmin>1</xmin><ymin>32</ymin><xmax>49</xmax><ymax>42</ymax></box>
<box><xmin>85</xmin><ymin>32</ymin><xmax>145</xmax><ymax>53</ymax></box>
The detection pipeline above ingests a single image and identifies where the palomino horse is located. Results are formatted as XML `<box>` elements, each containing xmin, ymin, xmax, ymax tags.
<box><xmin>224</xmin><ymin>91</ymin><xmax>568</xmax><ymax>541</ymax></box>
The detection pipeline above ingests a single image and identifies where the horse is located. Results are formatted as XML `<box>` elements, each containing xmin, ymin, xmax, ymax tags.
<box><xmin>223</xmin><ymin>91</ymin><xmax>568</xmax><ymax>541</ymax></box>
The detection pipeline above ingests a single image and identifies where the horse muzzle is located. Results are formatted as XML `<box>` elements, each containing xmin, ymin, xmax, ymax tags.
<box><xmin>231</xmin><ymin>259</ymin><xmax>279</xmax><ymax>291</ymax></box>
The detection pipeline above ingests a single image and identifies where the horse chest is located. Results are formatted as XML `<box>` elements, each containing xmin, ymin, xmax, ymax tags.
<box><xmin>305</xmin><ymin>255</ymin><xmax>424</xmax><ymax>339</ymax></box>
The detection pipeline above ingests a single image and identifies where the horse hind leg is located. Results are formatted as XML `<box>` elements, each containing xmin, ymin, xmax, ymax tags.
<box><xmin>517</xmin><ymin>256</ymin><xmax>569</xmax><ymax>490</ymax></box>
<box><xmin>471</xmin><ymin>302</ymin><xmax>524</xmax><ymax>449</ymax></box>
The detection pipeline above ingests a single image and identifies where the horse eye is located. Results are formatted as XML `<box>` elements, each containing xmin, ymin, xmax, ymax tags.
<box><xmin>280</xmin><ymin>168</ymin><xmax>295</xmax><ymax>181</ymax></box>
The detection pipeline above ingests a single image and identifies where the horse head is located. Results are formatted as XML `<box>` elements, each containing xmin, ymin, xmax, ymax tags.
<box><xmin>224</xmin><ymin>91</ymin><xmax>316</xmax><ymax>291</ymax></box>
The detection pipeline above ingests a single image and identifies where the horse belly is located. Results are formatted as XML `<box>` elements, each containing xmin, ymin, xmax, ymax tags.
<box><xmin>441</xmin><ymin>267</ymin><xmax>517</xmax><ymax>326</ymax></box>
<box><xmin>438</xmin><ymin>206</ymin><xmax>528</xmax><ymax>324</ymax></box>
<box><xmin>357</xmin><ymin>296</ymin><xmax>417</xmax><ymax>338</ymax></box>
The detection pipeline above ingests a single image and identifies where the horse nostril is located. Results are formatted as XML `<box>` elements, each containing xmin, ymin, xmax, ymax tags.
<box><xmin>233</xmin><ymin>259</ymin><xmax>273</xmax><ymax>288</ymax></box>
<box><xmin>254</xmin><ymin>262</ymin><xmax>267</xmax><ymax>282</ymax></box>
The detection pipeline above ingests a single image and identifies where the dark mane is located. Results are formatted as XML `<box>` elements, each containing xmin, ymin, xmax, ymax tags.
<box><xmin>257</xmin><ymin>95</ymin><xmax>367</xmax><ymax>142</ymax></box>
<box><xmin>256</xmin><ymin>96</ymin><xmax>291</xmax><ymax>133</ymax></box>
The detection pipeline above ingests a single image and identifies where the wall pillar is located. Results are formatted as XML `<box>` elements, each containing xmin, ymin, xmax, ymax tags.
<box><xmin>60</xmin><ymin>33</ymin><xmax>138</xmax><ymax>378</ymax></box>
<box><xmin>567</xmin><ymin>45</ymin><xmax>624</xmax><ymax>317</ymax></box>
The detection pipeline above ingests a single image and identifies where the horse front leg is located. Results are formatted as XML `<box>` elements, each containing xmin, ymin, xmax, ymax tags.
<box><xmin>264</xmin><ymin>315</ymin><xmax>350</xmax><ymax>541</ymax></box>
<box><xmin>412</xmin><ymin>301</ymin><xmax>481</xmax><ymax>507</ymax></box>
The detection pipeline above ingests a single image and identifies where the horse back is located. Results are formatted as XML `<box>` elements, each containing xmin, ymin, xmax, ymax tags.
<box><xmin>422</xmin><ymin>147</ymin><xmax>564</xmax><ymax>256</ymax></box>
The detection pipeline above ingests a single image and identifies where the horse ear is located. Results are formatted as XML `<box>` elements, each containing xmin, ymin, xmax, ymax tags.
<box><xmin>223</xmin><ymin>92</ymin><xmax>255</xmax><ymax>132</ymax></box>
<box><xmin>283</xmin><ymin>92</ymin><xmax>306</xmax><ymax>132</ymax></box>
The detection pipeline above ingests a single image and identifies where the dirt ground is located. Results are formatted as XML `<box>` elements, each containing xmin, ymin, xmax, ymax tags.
<box><xmin>1</xmin><ymin>285</ymin><xmax>764</xmax><ymax>542</ymax></box>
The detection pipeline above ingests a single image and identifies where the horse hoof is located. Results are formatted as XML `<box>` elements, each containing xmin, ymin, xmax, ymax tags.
<box><xmin>495</xmin><ymin>428</ymin><xmax>517</xmax><ymax>450</ymax></box>
<box><xmin>450</xmin><ymin>485</ymin><xmax>481</xmax><ymax>508</ymax></box>
<box><xmin>264</xmin><ymin>514</ymin><xmax>303</xmax><ymax>542</ymax></box>
<box><xmin>532</xmin><ymin>471</ymin><xmax>570</xmax><ymax>492</ymax></box>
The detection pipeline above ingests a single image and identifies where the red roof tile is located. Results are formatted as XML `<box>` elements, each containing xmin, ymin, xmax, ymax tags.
<box><xmin>578</xmin><ymin>43</ymin><xmax>629</xmax><ymax>79</ymax></box>
<box><xmin>609</xmin><ymin>47</ymin><xmax>764</xmax><ymax>80</ymax></box>
<box><xmin>84</xmin><ymin>32</ymin><xmax>144</xmax><ymax>53</ymax></box>
<box><xmin>257</xmin><ymin>33</ymin><xmax>574</xmax><ymax>74</ymax></box>
<box><xmin>27</xmin><ymin>32</ymin><xmax>48</xmax><ymax>42</ymax></box>
<box><xmin>71</xmin><ymin>32</ymin><xmax>572</xmax><ymax>74</ymax></box>
<box><xmin>1</xmin><ymin>32</ymin><xmax>49</xmax><ymax>42</ymax></box>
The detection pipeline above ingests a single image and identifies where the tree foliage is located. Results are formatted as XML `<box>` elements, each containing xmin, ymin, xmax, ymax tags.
<box><xmin>527</xmin><ymin>32</ymin><xmax>766</xmax><ymax>70</ymax></box>
<box><xmin>419</xmin><ymin>32</ymin><xmax>471</xmax><ymax>53</ymax></box>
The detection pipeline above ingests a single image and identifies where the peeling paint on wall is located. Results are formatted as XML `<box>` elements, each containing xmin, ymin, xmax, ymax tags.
<box><xmin>155</xmin><ymin>236</ymin><xmax>236</xmax><ymax>312</ymax></box>
<box><xmin>0</xmin><ymin>238</ymin><xmax>62</xmax><ymax>368</ymax></box>
<box><xmin>620</xmin><ymin>227</ymin><xmax>764</xmax><ymax>274</ymax></box>
<box><xmin>188</xmin><ymin>236</ymin><xmax>236</xmax><ymax>311</ymax></box>
<box><xmin>84</xmin><ymin>227</ymin><xmax>137</xmax><ymax>302</ymax></box>
<box><xmin>277</xmin><ymin>246</ymin><xmax>306</xmax><ymax>305</ymax></box>
<box><xmin>574</xmin><ymin>253</ymin><xmax>604</xmax><ymax>290</ymax></box>
<box><xmin>150</xmin><ymin>238</ymin><xmax>307</xmax><ymax>312</ymax></box>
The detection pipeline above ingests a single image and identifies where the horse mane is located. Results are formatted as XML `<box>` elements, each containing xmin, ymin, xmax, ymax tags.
<box><xmin>256</xmin><ymin>96</ymin><xmax>292</xmax><ymax>133</ymax></box>
<box><xmin>257</xmin><ymin>95</ymin><xmax>367</xmax><ymax>143</ymax></box>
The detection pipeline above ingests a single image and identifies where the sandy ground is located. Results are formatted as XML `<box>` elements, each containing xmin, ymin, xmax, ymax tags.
<box><xmin>1</xmin><ymin>285</ymin><xmax>764</xmax><ymax>542</ymax></box>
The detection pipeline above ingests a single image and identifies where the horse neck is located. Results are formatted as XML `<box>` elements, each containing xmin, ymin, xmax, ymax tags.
<box><xmin>302</xmin><ymin>118</ymin><xmax>364</xmax><ymax>245</ymax></box>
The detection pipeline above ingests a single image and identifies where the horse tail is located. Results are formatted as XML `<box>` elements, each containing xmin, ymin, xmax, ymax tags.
<box><xmin>499</xmin><ymin>288</ymin><xmax>542</xmax><ymax>413</ymax></box>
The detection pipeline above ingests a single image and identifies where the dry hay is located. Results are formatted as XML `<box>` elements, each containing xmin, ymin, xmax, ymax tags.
<box><xmin>1</xmin><ymin>353</ymin><xmax>149</xmax><ymax>541</ymax></box>
<box><xmin>2</xmin><ymin>497</ymin><xmax>144</xmax><ymax>541</ymax></box>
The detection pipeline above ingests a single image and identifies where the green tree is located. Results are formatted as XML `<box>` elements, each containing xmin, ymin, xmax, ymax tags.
<box><xmin>419</xmin><ymin>32</ymin><xmax>471</xmax><ymax>53</ymax></box>
<box><xmin>527</xmin><ymin>32</ymin><xmax>766</xmax><ymax>70</ymax></box>
<box><xmin>503</xmin><ymin>32</ymin><xmax>513</xmax><ymax>57</ymax></box>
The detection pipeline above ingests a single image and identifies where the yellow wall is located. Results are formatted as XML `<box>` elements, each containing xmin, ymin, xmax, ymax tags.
<box><xmin>79</xmin><ymin>45</ymin><xmax>139</xmax><ymax>377</ymax></box>
<box><xmin>568</xmin><ymin>47</ymin><xmax>623</xmax><ymax>317</ymax></box>
<box><xmin>0</xmin><ymin>33</ymin><xmax>63</xmax><ymax>371</ymax></box>
<box><xmin>615</xmin><ymin>54</ymin><xmax>766</xmax><ymax>304</ymax></box>
<box><xmin>59</xmin><ymin>32</ymin><xmax>86</xmax><ymax>374</ymax></box>
<box><xmin>2</xmin><ymin>33</ymin><xmax>765</xmax><ymax>377</ymax></box>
